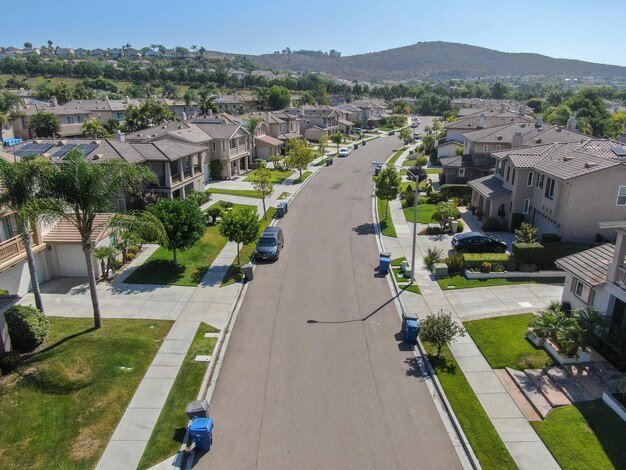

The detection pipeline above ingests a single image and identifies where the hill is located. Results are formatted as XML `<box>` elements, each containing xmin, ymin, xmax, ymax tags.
<box><xmin>249</xmin><ymin>41</ymin><xmax>626</xmax><ymax>82</ymax></box>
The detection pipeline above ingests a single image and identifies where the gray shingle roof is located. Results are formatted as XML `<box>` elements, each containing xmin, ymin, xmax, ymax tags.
<box><xmin>555</xmin><ymin>243</ymin><xmax>617</xmax><ymax>286</ymax></box>
<box><xmin>467</xmin><ymin>175</ymin><xmax>511</xmax><ymax>199</ymax></box>
<box><xmin>447</xmin><ymin>114</ymin><xmax>533</xmax><ymax>130</ymax></box>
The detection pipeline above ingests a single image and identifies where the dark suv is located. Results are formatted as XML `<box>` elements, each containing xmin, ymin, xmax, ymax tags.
<box><xmin>451</xmin><ymin>231</ymin><xmax>507</xmax><ymax>253</ymax></box>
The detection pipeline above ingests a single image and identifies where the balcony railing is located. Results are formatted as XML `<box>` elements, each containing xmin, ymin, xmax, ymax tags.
<box><xmin>171</xmin><ymin>173</ymin><xmax>182</xmax><ymax>183</ymax></box>
<box><xmin>184</xmin><ymin>169</ymin><xmax>192</xmax><ymax>179</ymax></box>
<box><xmin>0</xmin><ymin>232</ymin><xmax>40</xmax><ymax>267</ymax></box>
<box><xmin>617</xmin><ymin>265</ymin><xmax>626</xmax><ymax>289</ymax></box>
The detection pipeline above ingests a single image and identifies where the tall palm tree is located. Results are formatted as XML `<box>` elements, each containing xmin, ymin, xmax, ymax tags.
<box><xmin>26</xmin><ymin>149</ymin><xmax>167</xmax><ymax>329</ymax></box>
<box><xmin>0</xmin><ymin>156</ymin><xmax>56</xmax><ymax>312</ymax></box>
<box><xmin>243</xmin><ymin>115</ymin><xmax>265</xmax><ymax>165</ymax></box>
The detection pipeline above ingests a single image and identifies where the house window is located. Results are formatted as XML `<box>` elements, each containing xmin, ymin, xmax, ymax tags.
<box><xmin>522</xmin><ymin>199</ymin><xmax>531</xmax><ymax>214</ymax></box>
<box><xmin>211</xmin><ymin>141</ymin><xmax>216</xmax><ymax>152</ymax></box>
<box><xmin>511</xmin><ymin>169</ymin><xmax>516</xmax><ymax>185</ymax></box>
<box><xmin>458</xmin><ymin>168</ymin><xmax>465</xmax><ymax>177</ymax></box>
<box><xmin>506</xmin><ymin>166</ymin><xmax>511</xmax><ymax>182</ymax></box>
<box><xmin>573</xmin><ymin>278</ymin><xmax>594</xmax><ymax>305</ymax></box>
<box><xmin>67</xmin><ymin>116</ymin><xmax>75</xmax><ymax>124</ymax></box>
<box><xmin>116</xmin><ymin>113</ymin><xmax>124</xmax><ymax>120</ymax></box>
<box><xmin>537</xmin><ymin>174</ymin><xmax>544</xmax><ymax>189</ymax></box>
<box><xmin>496</xmin><ymin>145</ymin><xmax>501</xmax><ymax>151</ymax></box>
<box><xmin>527</xmin><ymin>171</ymin><xmax>534</xmax><ymax>187</ymax></box>
<box><xmin>617</xmin><ymin>186</ymin><xmax>626</xmax><ymax>205</ymax></box>
<box><xmin>77</xmin><ymin>116</ymin><xmax>84</xmax><ymax>123</ymax></box>
<box><xmin>545</xmin><ymin>178</ymin><xmax>556</xmax><ymax>199</ymax></box>
<box><xmin>483</xmin><ymin>145</ymin><xmax>488</xmax><ymax>152</ymax></box>
<box><xmin>230</xmin><ymin>139</ymin><xmax>237</xmax><ymax>149</ymax></box>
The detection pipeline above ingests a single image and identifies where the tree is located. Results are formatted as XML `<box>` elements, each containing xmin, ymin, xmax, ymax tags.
<box><xmin>93</xmin><ymin>246</ymin><xmax>118</xmax><ymax>280</ymax></box>
<box><xmin>286</xmin><ymin>138</ymin><xmax>315</xmax><ymax>179</ymax></box>
<box><xmin>489</xmin><ymin>81</ymin><xmax>509</xmax><ymax>99</ymax></box>
<box><xmin>81</xmin><ymin>118</ymin><xmax>111</xmax><ymax>138</ymax></box>
<box><xmin>198</xmin><ymin>87</ymin><xmax>216</xmax><ymax>116</ymax></box>
<box><xmin>161</xmin><ymin>81</ymin><xmax>180</xmax><ymax>100</ymax></box>
<box><xmin>250</xmin><ymin>164</ymin><xmax>274</xmax><ymax>219</ymax></box>
<box><xmin>147</xmin><ymin>198</ymin><xmax>205</xmax><ymax>265</ymax></box>
<box><xmin>330</xmin><ymin>132</ymin><xmax>344</xmax><ymax>156</ymax></box>
<box><xmin>317</xmin><ymin>133</ymin><xmax>329</xmax><ymax>156</ymax></box>
<box><xmin>219</xmin><ymin>206</ymin><xmax>260</xmax><ymax>265</ymax></box>
<box><xmin>47</xmin><ymin>40</ymin><xmax>53</xmax><ymax>49</ymax></box>
<box><xmin>432</xmin><ymin>202</ymin><xmax>461</xmax><ymax>232</ymax></box>
<box><xmin>398</xmin><ymin>127</ymin><xmax>412</xmax><ymax>145</ymax></box>
<box><xmin>27</xmin><ymin>149</ymin><xmax>167</xmax><ymax>329</ymax></box>
<box><xmin>124</xmin><ymin>98</ymin><xmax>176</xmax><ymax>132</ymax></box>
<box><xmin>254</xmin><ymin>87</ymin><xmax>270</xmax><ymax>110</ymax></box>
<box><xmin>243</xmin><ymin>115</ymin><xmax>265</xmax><ymax>162</ymax></box>
<box><xmin>0</xmin><ymin>156</ymin><xmax>56</xmax><ymax>313</ymax></box>
<box><xmin>527</xmin><ymin>97</ymin><xmax>543</xmax><ymax>114</ymax></box>
<box><xmin>24</xmin><ymin>42</ymin><xmax>32</xmax><ymax>49</ymax></box>
<box><xmin>29</xmin><ymin>111</ymin><xmax>61</xmax><ymax>137</ymax></box>
<box><xmin>374</xmin><ymin>166</ymin><xmax>401</xmax><ymax>219</ymax></box>
<box><xmin>183</xmin><ymin>89</ymin><xmax>197</xmax><ymax>110</ymax></box>
<box><xmin>420</xmin><ymin>310</ymin><xmax>466</xmax><ymax>357</ymax></box>
<box><xmin>514</xmin><ymin>222</ymin><xmax>539</xmax><ymax>243</ymax></box>
<box><xmin>267</xmin><ymin>85</ymin><xmax>291</xmax><ymax>110</ymax></box>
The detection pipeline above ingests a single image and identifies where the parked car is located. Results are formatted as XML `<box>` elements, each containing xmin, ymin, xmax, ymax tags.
<box><xmin>338</xmin><ymin>147</ymin><xmax>352</xmax><ymax>157</ymax></box>
<box><xmin>451</xmin><ymin>231</ymin><xmax>507</xmax><ymax>253</ymax></box>
<box><xmin>413</xmin><ymin>132</ymin><xmax>422</xmax><ymax>140</ymax></box>
<box><xmin>254</xmin><ymin>226</ymin><xmax>284</xmax><ymax>261</ymax></box>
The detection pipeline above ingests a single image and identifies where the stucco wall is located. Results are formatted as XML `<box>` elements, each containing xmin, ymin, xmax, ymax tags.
<box><xmin>0</xmin><ymin>251</ymin><xmax>49</xmax><ymax>296</ymax></box>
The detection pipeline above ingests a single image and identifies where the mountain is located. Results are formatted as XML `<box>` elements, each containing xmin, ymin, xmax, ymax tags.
<box><xmin>248</xmin><ymin>41</ymin><xmax>626</xmax><ymax>82</ymax></box>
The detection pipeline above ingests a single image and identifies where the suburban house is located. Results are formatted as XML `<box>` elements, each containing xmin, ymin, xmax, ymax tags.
<box><xmin>213</xmin><ymin>94</ymin><xmax>257</xmax><ymax>115</ymax></box>
<box><xmin>468</xmin><ymin>139</ymin><xmax>626</xmax><ymax>241</ymax></box>
<box><xmin>556</xmin><ymin>221</ymin><xmax>626</xmax><ymax>338</ymax></box>
<box><xmin>347</xmin><ymin>99</ymin><xmax>389</xmax><ymax>128</ymax></box>
<box><xmin>440</xmin><ymin>117</ymin><xmax>585</xmax><ymax>184</ymax></box>
<box><xmin>284</xmin><ymin>106</ymin><xmax>340</xmax><ymax>142</ymax></box>
<box><xmin>442</xmin><ymin>111</ymin><xmax>533</xmax><ymax>145</ymax></box>
<box><xmin>239</xmin><ymin>112</ymin><xmax>288</xmax><ymax>159</ymax></box>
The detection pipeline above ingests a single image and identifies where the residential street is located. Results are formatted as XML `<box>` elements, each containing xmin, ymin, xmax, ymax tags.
<box><xmin>196</xmin><ymin>135</ymin><xmax>463</xmax><ymax>469</ymax></box>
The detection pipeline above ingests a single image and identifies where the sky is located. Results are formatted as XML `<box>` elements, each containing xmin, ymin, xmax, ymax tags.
<box><xmin>2</xmin><ymin>0</ymin><xmax>625</xmax><ymax>67</ymax></box>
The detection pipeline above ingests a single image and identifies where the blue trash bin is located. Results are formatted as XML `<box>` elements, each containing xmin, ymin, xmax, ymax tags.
<box><xmin>379</xmin><ymin>256</ymin><xmax>391</xmax><ymax>275</ymax></box>
<box><xmin>405</xmin><ymin>319</ymin><xmax>420</xmax><ymax>343</ymax></box>
<box><xmin>188</xmin><ymin>417</ymin><xmax>214</xmax><ymax>452</ymax></box>
<box><xmin>362</xmin><ymin>140</ymin><xmax>366</xmax><ymax>146</ymax></box>
<box><xmin>353</xmin><ymin>143</ymin><xmax>358</xmax><ymax>150</ymax></box>
<box><xmin>280</xmin><ymin>201</ymin><xmax>288</xmax><ymax>213</ymax></box>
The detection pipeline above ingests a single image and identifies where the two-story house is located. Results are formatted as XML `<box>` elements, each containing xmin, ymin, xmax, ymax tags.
<box><xmin>468</xmin><ymin>139</ymin><xmax>626</xmax><ymax>241</ymax></box>
<box><xmin>213</xmin><ymin>94</ymin><xmax>257</xmax><ymax>115</ymax></box>
<box><xmin>556</xmin><ymin>221</ymin><xmax>626</xmax><ymax>338</ymax></box>
<box><xmin>239</xmin><ymin>112</ymin><xmax>286</xmax><ymax>160</ymax></box>
<box><xmin>442</xmin><ymin>111</ymin><xmax>533</xmax><ymax>145</ymax></box>
<box><xmin>283</xmin><ymin>106</ymin><xmax>340</xmax><ymax>142</ymax></box>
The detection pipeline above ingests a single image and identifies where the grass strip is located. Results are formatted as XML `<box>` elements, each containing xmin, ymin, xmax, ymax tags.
<box><xmin>138</xmin><ymin>323</ymin><xmax>219</xmax><ymax>469</ymax></box>
<box><xmin>292</xmin><ymin>171</ymin><xmax>312</xmax><ymax>184</ymax></box>
<box><xmin>377</xmin><ymin>197</ymin><xmax>397</xmax><ymax>237</ymax></box>
<box><xmin>438</xmin><ymin>275</ymin><xmax>565</xmax><ymax>290</ymax></box>
<box><xmin>207</xmin><ymin>188</ymin><xmax>262</xmax><ymax>199</ymax></box>
<box><xmin>244</xmin><ymin>169</ymin><xmax>294</xmax><ymax>184</ymax></box>
<box><xmin>422</xmin><ymin>343</ymin><xmax>517</xmax><ymax>470</ymax></box>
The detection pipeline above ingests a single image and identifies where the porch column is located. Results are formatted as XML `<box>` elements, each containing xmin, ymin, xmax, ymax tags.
<box><xmin>607</xmin><ymin>229</ymin><xmax>626</xmax><ymax>283</ymax></box>
<box><xmin>244</xmin><ymin>155</ymin><xmax>248</xmax><ymax>171</ymax></box>
<box><xmin>178</xmin><ymin>159</ymin><xmax>184</xmax><ymax>179</ymax></box>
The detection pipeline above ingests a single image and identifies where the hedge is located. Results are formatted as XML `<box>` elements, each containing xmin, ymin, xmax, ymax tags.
<box><xmin>5</xmin><ymin>305</ymin><xmax>50</xmax><ymax>352</ymax></box>
<box><xmin>463</xmin><ymin>253</ymin><xmax>512</xmax><ymax>270</ymax></box>
<box><xmin>512</xmin><ymin>242</ymin><xmax>590</xmax><ymax>270</ymax></box>
<box><xmin>440</xmin><ymin>184</ymin><xmax>472</xmax><ymax>200</ymax></box>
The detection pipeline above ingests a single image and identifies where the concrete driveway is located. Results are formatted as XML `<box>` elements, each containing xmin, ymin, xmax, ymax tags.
<box><xmin>196</xmin><ymin>137</ymin><xmax>462</xmax><ymax>469</ymax></box>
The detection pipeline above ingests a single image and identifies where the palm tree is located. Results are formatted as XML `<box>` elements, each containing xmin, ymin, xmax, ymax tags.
<box><xmin>26</xmin><ymin>149</ymin><xmax>167</xmax><ymax>329</ymax></box>
<box><xmin>81</xmin><ymin>118</ymin><xmax>110</xmax><ymax>138</ymax></box>
<box><xmin>198</xmin><ymin>87</ymin><xmax>216</xmax><ymax>116</ymax></box>
<box><xmin>190</xmin><ymin>45</ymin><xmax>198</xmax><ymax>52</ymax></box>
<box><xmin>0</xmin><ymin>156</ymin><xmax>56</xmax><ymax>313</ymax></box>
<box><xmin>47</xmin><ymin>40</ymin><xmax>53</xmax><ymax>50</ymax></box>
<box><xmin>93</xmin><ymin>246</ymin><xmax>118</xmax><ymax>280</ymax></box>
<box><xmin>243</xmin><ymin>116</ymin><xmax>265</xmax><ymax>165</ymax></box>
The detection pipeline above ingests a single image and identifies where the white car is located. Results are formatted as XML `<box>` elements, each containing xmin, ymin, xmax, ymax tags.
<box><xmin>338</xmin><ymin>147</ymin><xmax>351</xmax><ymax>157</ymax></box>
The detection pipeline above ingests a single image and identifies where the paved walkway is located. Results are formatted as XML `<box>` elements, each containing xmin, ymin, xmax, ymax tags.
<box><xmin>380</xmin><ymin>165</ymin><xmax>561</xmax><ymax>469</ymax></box>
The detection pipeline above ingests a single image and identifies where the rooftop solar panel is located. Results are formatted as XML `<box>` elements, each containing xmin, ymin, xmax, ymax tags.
<box><xmin>611</xmin><ymin>146</ymin><xmax>626</xmax><ymax>157</ymax></box>
<box><xmin>15</xmin><ymin>143</ymin><xmax>54</xmax><ymax>157</ymax></box>
<box><xmin>51</xmin><ymin>144</ymin><xmax>77</xmax><ymax>159</ymax></box>
<box><xmin>77</xmin><ymin>143</ymin><xmax>97</xmax><ymax>154</ymax></box>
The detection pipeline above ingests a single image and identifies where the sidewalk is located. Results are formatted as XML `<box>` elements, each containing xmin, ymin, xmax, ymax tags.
<box><xmin>381</xmin><ymin>196</ymin><xmax>560</xmax><ymax>469</ymax></box>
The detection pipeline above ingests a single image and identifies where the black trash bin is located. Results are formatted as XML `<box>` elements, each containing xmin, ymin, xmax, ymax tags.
<box><xmin>188</xmin><ymin>417</ymin><xmax>214</xmax><ymax>452</ymax></box>
<box><xmin>276</xmin><ymin>205</ymin><xmax>285</xmax><ymax>218</ymax></box>
<box><xmin>326</xmin><ymin>158</ymin><xmax>334</xmax><ymax>166</ymax></box>
<box><xmin>186</xmin><ymin>399</ymin><xmax>208</xmax><ymax>420</ymax></box>
<box><xmin>278</xmin><ymin>201</ymin><xmax>288</xmax><ymax>215</ymax></box>
<box><xmin>353</xmin><ymin>143</ymin><xmax>358</xmax><ymax>150</ymax></box>
<box><xmin>242</xmin><ymin>263</ymin><xmax>254</xmax><ymax>281</ymax></box>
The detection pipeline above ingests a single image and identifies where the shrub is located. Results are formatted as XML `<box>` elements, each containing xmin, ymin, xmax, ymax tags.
<box><xmin>512</xmin><ymin>242</ymin><xmax>589</xmax><ymax>270</ymax></box>
<box><xmin>515</xmin><ymin>222</ymin><xmax>539</xmax><ymax>243</ymax></box>
<box><xmin>481</xmin><ymin>262</ymin><xmax>492</xmax><ymax>273</ymax></box>
<box><xmin>424</xmin><ymin>247</ymin><xmax>443</xmax><ymax>270</ymax></box>
<box><xmin>209</xmin><ymin>160</ymin><xmax>223</xmax><ymax>180</ymax></box>
<box><xmin>440</xmin><ymin>184</ymin><xmax>472</xmax><ymax>201</ymax></box>
<box><xmin>0</xmin><ymin>351</ymin><xmax>20</xmax><ymax>375</ymax></box>
<box><xmin>492</xmin><ymin>263</ymin><xmax>505</xmax><ymax>272</ymax></box>
<box><xmin>417</xmin><ymin>196</ymin><xmax>429</xmax><ymax>204</ymax></box>
<box><xmin>0</xmin><ymin>289</ymin><xmax>8</xmax><ymax>296</ymax></box>
<box><xmin>456</xmin><ymin>220</ymin><xmax>465</xmax><ymax>233</ymax></box>
<box><xmin>206</xmin><ymin>206</ymin><xmax>223</xmax><ymax>224</ymax></box>
<box><xmin>541</xmin><ymin>233</ymin><xmax>561</xmax><ymax>243</ymax></box>
<box><xmin>510</xmin><ymin>213</ymin><xmax>526</xmax><ymax>233</ymax></box>
<box><xmin>463</xmin><ymin>253</ymin><xmax>511</xmax><ymax>270</ymax></box>
<box><xmin>443</xmin><ymin>253</ymin><xmax>464</xmax><ymax>274</ymax></box>
<box><xmin>404</xmin><ymin>185</ymin><xmax>415</xmax><ymax>207</ymax></box>
<box><xmin>414</xmin><ymin>156</ymin><xmax>428</xmax><ymax>166</ymax></box>
<box><xmin>482</xmin><ymin>216</ymin><xmax>502</xmax><ymax>231</ymax></box>
<box><xmin>520</xmin><ymin>263</ymin><xmax>538</xmax><ymax>272</ymax></box>
<box><xmin>5</xmin><ymin>305</ymin><xmax>50</xmax><ymax>352</ymax></box>
<box><xmin>426</xmin><ymin>192</ymin><xmax>446</xmax><ymax>204</ymax></box>
<box><xmin>419</xmin><ymin>226</ymin><xmax>443</xmax><ymax>235</ymax></box>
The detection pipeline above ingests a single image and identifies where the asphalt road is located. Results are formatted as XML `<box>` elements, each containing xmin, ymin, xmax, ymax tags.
<box><xmin>196</xmin><ymin>133</ymin><xmax>462</xmax><ymax>470</ymax></box>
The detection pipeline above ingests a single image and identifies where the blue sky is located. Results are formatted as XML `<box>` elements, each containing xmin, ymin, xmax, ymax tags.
<box><xmin>3</xmin><ymin>0</ymin><xmax>625</xmax><ymax>66</ymax></box>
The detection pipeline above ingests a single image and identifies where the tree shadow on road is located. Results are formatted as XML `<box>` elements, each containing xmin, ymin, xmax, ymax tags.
<box><xmin>352</xmin><ymin>222</ymin><xmax>375</xmax><ymax>235</ymax></box>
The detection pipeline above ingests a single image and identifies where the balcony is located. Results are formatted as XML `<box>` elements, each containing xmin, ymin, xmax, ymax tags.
<box><xmin>0</xmin><ymin>232</ymin><xmax>42</xmax><ymax>269</ymax></box>
<box><xmin>171</xmin><ymin>173</ymin><xmax>182</xmax><ymax>184</ymax></box>
<box><xmin>617</xmin><ymin>265</ymin><xmax>626</xmax><ymax>290</ymax></box>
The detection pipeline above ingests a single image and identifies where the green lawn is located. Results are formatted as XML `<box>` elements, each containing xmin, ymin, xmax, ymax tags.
<box><xmin>532</xmin><ymin>400</ymin><xmax>626</xmax><ymax>470</ymax></box>
<box><xmin>207</xmin><ymin>188</ymin><xmax>263</xmax><ymax>199</ymax></box>
<box><xmin>293</xmin><ymin>171</ymin><xmax>312</xmax><ymax>184</ymax></box>
<box><xmin>390</xmin><ymin>257</ymin><xmax>421</xmax><ymax>294</ymax></box>
<box><xmin>386</xmin><ymin>147</ymin><xmax>407</xmax><ymax>166</ymax></box>
<box><xmin>402</xmin><ymin>158</ymin><xmax>419</xmax><ymax>166</ymax></box>
<box><xmin>401</xmin><ymin>284</ymin><xmax>421</xmax><ymax>295</ymax></box>
<box><xmin>244</xmin><ymin>169</ymin><xmax>294</xmax><ymax>184</ymax></box>
<box><xmin>221</xmin><ymin>207</ymin><xmax>277</xmax><ymax>286</ymax></box>
<box><xmin>277</xmin><ymin>192</ymin><xmax>290</xmax><ymax>199</ymax></box>
<box><xmin>438</xmin><ymin>275</ymin><xmax>565</xmax><ymax>290</ymax></box>
<box><xmin>0</xmin><ymin>317</ymin><xmax>172</xmax><ymax>470</ymax></box>
<box><xmin>403</xmin><ymin>203</ymin><xmax>437</xmax><ymax>224</ymax></box>
<box><xmin>377</xmin><ymin>197</ymin><xmax>397</xmax><ymax>237</ymax></box>
<box><xmin>138</xmin><ymin>322</ymin><xmax>219</xmax><ymax>470</ymax></box>
<box><xmin>378</xmin><ymin>126</ymin><xmax>395</xmax><ymax>132</ymax></box>
<box><xmin>422</xmin><ymin>343</ymin><xmax>517</xmax><ymax>469</ymax></box>
<box><xmin>426</xmin><ymin>168</ymin><xmax>443</xmax><ymax>174</ymax></box>
<box><xmin>464</xmin><ymin>313</ymin><xmax>554</xmax><ymax>370</ymax></box>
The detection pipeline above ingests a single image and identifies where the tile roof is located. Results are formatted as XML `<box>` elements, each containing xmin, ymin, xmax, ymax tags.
<box><xmin>446</xmin><ymin>114</ymin><xmax>533</xmax><ymax>130</ymax></box>
<box><xmin>467</xmin><ymin>174</ymin><xmax>512</xmax><ymax>199</ymax></box>
<box><xmin>555</xmin><ymin>243</ymin><xmax>617</xmax><ymax>286</ymax></box>
<box><xmin>255</xmin><ymin>135</ymin><xmax>283</xmax><ymax>146</ymax></box>
<box><xmin>463</xmin><ymin>121</ymin><xmax>585</xmax><ymax>146</ymax></box>
<box><xmin>44</xmin><ymin>213</ymin><xmax>113</xmax><ymax>244</ymax></box>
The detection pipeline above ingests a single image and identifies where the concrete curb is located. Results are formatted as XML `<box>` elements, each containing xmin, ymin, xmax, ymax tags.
<box><xmin>371</xmin><ymin>169</ymin><xmax>481</xmax><ymax>470</ymax></box>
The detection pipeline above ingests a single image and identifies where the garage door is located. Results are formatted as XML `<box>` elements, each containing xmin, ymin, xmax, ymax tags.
<box><xmin>53</xmin><ymin>245</ymin><xmax>88</xmax><ymax>277</ymax></box>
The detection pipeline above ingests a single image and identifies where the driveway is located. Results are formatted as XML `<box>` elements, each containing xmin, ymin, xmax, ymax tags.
<box><xmin>196</xmin><ymin>137</ymin><xmax>462</xmax><ymax>469</ymax></box>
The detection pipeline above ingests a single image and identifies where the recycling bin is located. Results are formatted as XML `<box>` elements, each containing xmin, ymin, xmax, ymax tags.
<box><xmin>186</xmin><ymin>399</ymin><xmax>208</xmax><ymax>419</ymax></box>
<box><xmin>353</xmin><ymin>143</ymin><xmax>358</xmax><ymax>150</ymax></box>
<box><xmin>188</xmin><ymin>417</ymin><xmax>214</xmax><ymax>452</ymax></box>
<box><xmin>405</xmin><ymin>319</ymin><xmax>420</xmax><ymax>343</ymax></box>
<box><xmin>278</xmin><ymin>201</ymin><xmax>288</xmax><ymax>214</ymax></box>
<box><xmin>401</xmin><ymin>311</ymin><xmax>419</xmax><ymax>333</ymax></box>
<box><xmin>242</xmin><ymin>263</ymin><xmax>254</xmax><ymax>281</ymax></box>
<box><xmin>276</xmin><ymin>205</ymin><xmax>285</xmax><ymax>218</ymax></box>
<box><xmin>326</xmin><ymin>158</ymin><xmax>334</xmax><ymax>166</ymax></box>
<box><xmin>379</xmin><ymin>255</ymin><xmax>391</xmax><ymax>275</ymax></box>
<box><xmin>380</xmin><ymin>251</ymin><xmax>392</xmax><ymax>259</ymax></box>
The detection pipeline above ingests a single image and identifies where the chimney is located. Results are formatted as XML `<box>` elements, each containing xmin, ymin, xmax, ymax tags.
<box><xmin>114</xmin><ymin>129</ymin><xmax>125</xmax><ymax>142</ymax></box>
<box><xmin>535</xmin><ymin>115</ymin><xmax>544</xmax><ymax>128</ymax></box>
<box><xmin>478</xmin><ymin>114</ymin><xmax>486</xmax><ymax>129</ymax></box>
<box><xmin>51</xmin><ymin>96</ymin><xmax>58</xmax><ymax>107</ymax></box>
<box><xmin>300</xmin><ymin>107</ymin><xmax>305</xmax><ymax>117</ymax></box>
<box><xmin>123</xmin><ymin>96</ymin><xmax>129</xmax><ymax>104</ymax></box>
<box><xmin>567</xmin><ymin>116</ymin><xmax>577</xmax><ymax>131</ymax></box>
<box><xmin>512</xmin><ymin>132</ymin><xmax>523</xmax><ymax>148</ymax></box>
<box><xmin>266</xmin><ymin>111</ymin><xmax>271</xmax><ymax>124</ymax></box>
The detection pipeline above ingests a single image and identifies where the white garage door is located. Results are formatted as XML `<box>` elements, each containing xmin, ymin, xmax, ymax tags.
<box><xmin>53</xmin><ymin>245</ymin><xmax>88</xmax><ymax>277</ymax></box>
